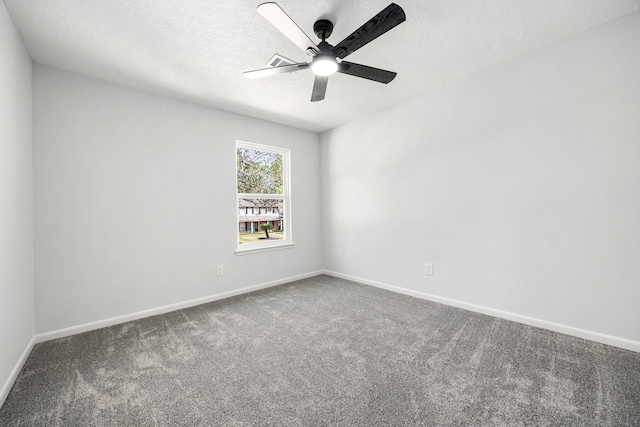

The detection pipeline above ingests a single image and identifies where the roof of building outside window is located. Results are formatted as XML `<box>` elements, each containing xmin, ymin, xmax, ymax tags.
<box><xmin>238</xmin><ymin>214</ymin><xmax>281</xmax><ymax>222</ymax></box>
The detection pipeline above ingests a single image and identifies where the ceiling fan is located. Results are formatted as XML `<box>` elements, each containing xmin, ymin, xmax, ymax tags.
<box><xmin>244</xmin><ymin>2</ymin><xmax>406</xmax><ymax>102</ymax></box>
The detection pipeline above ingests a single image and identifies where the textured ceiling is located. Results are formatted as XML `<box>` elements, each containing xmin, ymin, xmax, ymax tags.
<box><xmin>4</xmin><ymin>0</ymin><xmax>640</xmax><ymax>132</ymax></box>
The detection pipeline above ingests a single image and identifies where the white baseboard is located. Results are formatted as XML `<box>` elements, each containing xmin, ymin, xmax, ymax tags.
<box><xmin>36</xmin><ymin>270</ymin><xmax>323</xmax><ymax>344</ymax></box>
<box><xmin>1</xmin><ymin>335</ymin><xmax>35</xmax><ymax>408</ymax></box>
<box><xmin>322</xmin><ymin>270</ymin><xmax>640</xmax><ymax>353</ymax></box>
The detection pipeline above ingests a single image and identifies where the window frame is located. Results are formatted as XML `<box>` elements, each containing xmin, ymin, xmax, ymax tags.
<box><xmin>235</xmin><ymin>140</ymin><xmax>294</xmax><ymax>255</ymax></box>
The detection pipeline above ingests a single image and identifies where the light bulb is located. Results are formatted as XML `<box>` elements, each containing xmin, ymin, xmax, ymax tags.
<box><xmin>311</xmin><ymin>56</ymin><xmax>338</xmax><ymax>76</ymax></box>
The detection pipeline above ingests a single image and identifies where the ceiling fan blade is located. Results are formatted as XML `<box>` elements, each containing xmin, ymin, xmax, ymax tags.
<box><xmin>311</xmin><ymin>76</ymin><xmax>328</xmax><ymax>102</ymax></box>
<box><xmin>332</xmin><ymin>3</ymin><xmax>406</xmax><ymax>60</ymax></box>
<box><xmin>244</xmin><ymin>62</ymin><xmax>310</xmax><ymax>79</ymax></box>
<box><xmin>338</xmin><ymin>61</ymin><xmax>397</xmax><ymax>84</ymax></box>
<box><xmin>257</xmin><ymin>3</ymin><xmax>319</xmax><ymax>56</ymax></box>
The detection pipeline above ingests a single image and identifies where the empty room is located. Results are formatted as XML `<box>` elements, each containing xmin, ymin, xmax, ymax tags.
<box><xmin>1</xmin><ymin>0</ymin><xmax>639</xmax><ymax>425</ymax></box>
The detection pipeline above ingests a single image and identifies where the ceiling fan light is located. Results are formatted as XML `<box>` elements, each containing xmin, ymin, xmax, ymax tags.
<box><xmin>311</xmin><ymin>57</ymin><xmax>338</xmax><ymax>76</ymax></box>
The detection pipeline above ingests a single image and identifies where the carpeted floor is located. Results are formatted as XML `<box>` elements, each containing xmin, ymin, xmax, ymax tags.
<box><xmin>1</xmin><ymin>275</ymin><xmax>639</xmax><ymax>426</ymax></box>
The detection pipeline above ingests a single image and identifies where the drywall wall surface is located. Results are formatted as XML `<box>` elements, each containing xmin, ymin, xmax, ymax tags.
<box><xmin>0</xmin><ymin>1</ymin><xmax>34</xmax><ymax>402</ymax></box>
<box><xmin>34</xmin><ymin>65</ymin><xmax>322</xmax><ymax>333</ymax></box>
<box><xmin>321</xmin><ymin>12</ymin><xmax>640</xmax><ymax>343</ymax></box>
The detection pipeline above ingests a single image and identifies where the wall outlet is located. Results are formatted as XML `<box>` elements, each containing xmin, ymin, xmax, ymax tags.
<box><xmin>216</xmin><ymin>265</ymin><xmax>223</xmax><ymax>277</ymax></box>
<box><xmin>425</xmin><ymin>263</ymin><xmax>434</xmax><ymax>276</ymax></box>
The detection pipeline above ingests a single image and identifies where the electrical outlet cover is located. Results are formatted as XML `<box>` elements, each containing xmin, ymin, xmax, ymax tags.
<box><xmin>425</xmin><ymin>263</ymin><xmax>434</xmax><ymax>276</ymax></box>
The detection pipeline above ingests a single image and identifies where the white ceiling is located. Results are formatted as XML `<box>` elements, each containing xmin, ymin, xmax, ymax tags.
<box><xmin>4</xmin><ymin>0</ymin><xmax>639</xmax><ymax>132</ymax></box>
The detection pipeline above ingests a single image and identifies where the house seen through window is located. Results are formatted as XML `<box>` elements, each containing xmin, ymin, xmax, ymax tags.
<box><xmin>236</xmin><ymin>141</ymin><xmax>291</xmax><ymax>252</ymax></box>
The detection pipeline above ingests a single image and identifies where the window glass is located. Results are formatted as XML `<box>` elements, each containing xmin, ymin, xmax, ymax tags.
<box><xmin>236</xmin><ymin>142</ymin><xmax>291</xmax><ymax>252</ymax></box>
<box><xmin>236</xmin><ymin>148</ymin><xmax>283</xmax><ymax>194</ymax></box>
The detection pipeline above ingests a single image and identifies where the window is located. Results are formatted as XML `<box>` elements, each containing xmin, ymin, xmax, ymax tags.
<box><xmin>236</xmin><ymin>141</ymin><xmax>292</xmax><ymax>254</ymax></box>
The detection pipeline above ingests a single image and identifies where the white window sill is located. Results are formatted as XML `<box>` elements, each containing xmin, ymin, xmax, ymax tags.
<box><xmin>235</xmin><ymin>242</ymin><xmax>295</xmax><ymax>256</ymax></box>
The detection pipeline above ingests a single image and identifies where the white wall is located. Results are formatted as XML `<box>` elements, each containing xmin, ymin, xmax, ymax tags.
<box><xmin>321</xmin><ymin>12</ymin><xmax>640</xmax><ymax>346</ymax></box>
<box><xmin>34</xmin><ymin>65</ymin><xmax>322</xmax><ymax>334</ymax></box>
<box><xmin>0</xmin><ymin>1</ymin><xmax>34</xmax><ymax>404</ymax></box>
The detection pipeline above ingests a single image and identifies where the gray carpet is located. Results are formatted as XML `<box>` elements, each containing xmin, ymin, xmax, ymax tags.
<box><xmin>1</xmin><ymin>275</ymin><xmax>639</xmax><ymax>426</ymax></box>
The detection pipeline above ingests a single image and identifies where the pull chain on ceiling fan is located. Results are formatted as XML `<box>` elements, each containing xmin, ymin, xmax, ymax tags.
<box><xmin>244</xmin><ymin>2</ymin><xmax>406</xmax><ymax>102</ymax></box>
